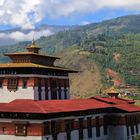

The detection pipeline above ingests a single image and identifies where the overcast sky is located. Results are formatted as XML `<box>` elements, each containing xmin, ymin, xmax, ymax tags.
<box><xmin>0</xmin><ymin>0</ymin><xmax>139</xmax><ymax>30</ymax></box>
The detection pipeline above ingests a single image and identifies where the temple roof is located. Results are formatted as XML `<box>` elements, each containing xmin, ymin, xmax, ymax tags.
<box><xmin>0</xmin><ymin>97</ymin><xmax>139</xmax><ymax>114</ymax></box>
<box><xmin>0</xmin><ymin>99</ymin><xmax>113</xmax><ymax>114</ymax></box>
<box><xmin>90</xmin><ymin>96</ymin><xmax>135</xmax><ymax>105</ymax></box>
<box><xmin>0</xmin><ymin>63</ymin><xmax>77</xmax><ymax>72</ymax></box>
<box><xmin>5</xmin><ymin>52</ymin><xmax>60</xmax><ymax>59</ymax></box>
<box><xmin>1</xmin><ymin>40</ymin><xmax>78</xmax><ymax>72</ymax></box>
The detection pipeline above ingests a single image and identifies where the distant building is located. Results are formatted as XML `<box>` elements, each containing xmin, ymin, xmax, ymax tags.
<box><xmin>0</xmin><ymin>41</ymin><xmax>140</xmax><ymax>140</ymax></box>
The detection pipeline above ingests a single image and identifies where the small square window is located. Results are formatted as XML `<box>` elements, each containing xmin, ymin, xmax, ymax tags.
<box><xmin>2</xmin><ymin>127</ymin><xmax>7</xmax><ymax>134</ymax></box>
<box><xmin>15</xmin><ymin>125</ymin><xmax>27</xmax><ymax>136</ymax></box>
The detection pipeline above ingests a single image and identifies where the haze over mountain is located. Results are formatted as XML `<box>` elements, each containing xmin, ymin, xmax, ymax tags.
<box><xmin>0</xmin><ymin>25</ymin><xmax>77</xmax><ymax>45</ymax></box>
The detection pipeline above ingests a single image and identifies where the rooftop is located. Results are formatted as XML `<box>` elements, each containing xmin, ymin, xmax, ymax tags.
<box><xmin>5</xmin><ymin>52</ymin><xmax>60</xmax><ymax>59</ymax></box>
<box><xmin>0</xmin><ymin>40</ymin><xmax>78</xmax><ymax>72</ymax></box>
<box><xmin>0</xmin><ymin>63</ymin><xmax>78</xmax><ymax>72</ymax></box>
<box><xmin>0</xmin><ymin>97</ymin><xmax>139</xmax><ymax>115</ymax></box>
<box><xmin>90</xmin><ymin>96</ymin><xmax>135</xmax><ymax>105</ymax></box>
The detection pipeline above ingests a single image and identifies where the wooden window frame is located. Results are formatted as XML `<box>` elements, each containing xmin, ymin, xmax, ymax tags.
<box><xmin>22</xmin><ymin>79</ymin><xmax>28</xmax><ymax>89</ymax></box>
<box><xmin>65</xmin><ymin>119</ymin><xmax>73</xmax><ymax>132</ymax></box>
<box><xmin>15</xmin><ymin>124</ymin><xmax>27</xmax><ymax>136</ymax></box>
<box><xmin>44</xmin><ymin>122</ymin><xmax>51</xmax><ymax>135</ymax></box>
<box><xmin>7</xmin><ymin>78</ymin><xmax>18</xmax><ymax>91</ymax></box>
<box><xmin>2</xmin><ymin>127</ymin><xmax>7</xmax><ymax>134</ymax></box>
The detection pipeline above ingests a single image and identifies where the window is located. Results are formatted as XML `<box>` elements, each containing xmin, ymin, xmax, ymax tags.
<box><xmin>51</xmin><ymin>79</ymin><xmax>57</xmax><ymax>88</ymax></box>
<box><xmin>136</xmin><ymin>125</ymin><xmax>139</xmax><ymax>134</ymax></box>
<box><xmin>65</xmin><ymin>120</ymin><xmax>73</xmax><ymax>132</ymax></box>
<box><xmin>96</xmin><ymin>116</ymin><xmax>100</xmax><ymax>137</ymax></box>
<box><xmin>87</xmin><ymin>117</ymin><xmax>92</xmax><ymax>138</ymax></box>
<box><xmin>52</xmin><ymin>134</ymin><xmax>57</xmax><ymax>140</ymax></box>
<box><xmin>67</xmin><ymin>132</ymin><xmax>71</xmax><ymax>140</ymax></box>
<box><xmin>44</xmin><ymin>122</ymin><xmax>51</xmax><ymax>135</ymax></box>
<box><xmin>104</xmin><ymin>126</ymin><xmax>108</xmax><ymax>135</ymax></box>
<box><xmin>38</xmin><ymin>79</ymin><xmax>42</xmax><ymax>100</ymax></box>
<box><xmin>45</xmin><ymin>137</ymin><xmax>51</xmax><ymax>140</ymax></box>
<box><xmin>22</xmin><ymin>79</ymin><xmax>27</xmax><ymax>89</ymax></box>
<box><xmin>79</xmin><ymin>129</ymin><xmax>83</xmax><ymax>140</ymax></box>
<box><xmin>51</xmin><ymin>79</ymin><xmax>58</xmax><ymax>100</ymax></box>
<box><xmin>79</xmin><ymin>118</ymin><xmax>84</xmax><ymax>140</ymax></box>
<box><xmin>15</xmin><ymin>125</ymin><xmax>27</xmax><ymax>136</ymax></box>
<box><xmin>51</xmin><ymin>121</ymin><xmax>60</xmax><ymax>134</ymax></box>
<box><xmin>126</xmin><ymin>126</ymin><xmax>130</xmax><ymax>136</ymax></box>
<box><xmin>65</xmin><ymin>120</ymin><xmax>73</xmax><ymax>140</ymax></box>
<box><xmin>2</xmin><ymin>127</ymin><xmax>6</xmax><ymax>134</ymax></box>
<box><xmin>64</xmin><ymin>88</ymin><xmax>67</xmax><ymax>99</ymax></box>
<box><xmin>131</xmin><ymin>126</ymin><xmax>134</xmax><ymax>135</ymax></box>
<box><xmin>58</xmin><ymin>81</ymin><xmax>62</xmax><ymax>99</ymax></box>
<box><xmin>45</xmin><ymin>79</ymin><xmax>48</xmax><ymax>100</ymax></box>
<box><xmin>79</xmin><ymin>118</ymin><xmax>84</xmax><ymax>129</ymax></box>
<box><xmin>103</xmin><ymin>116</ymin><xmax>108</xmax><ymax>135</ymax></box>
<box><xmin>64</xmin><ymin>80</ymin><xmax>67</xmax><ymax>99</ymax></box>
<box><xmin>0</xmin><ymin>78</ymin><xmax>3</xmax><ymax>88</ymax></box>
<box><xmin>7</xmin><ymin>78</ymin><xmax>18</xmax><ymax>91</ymax></box>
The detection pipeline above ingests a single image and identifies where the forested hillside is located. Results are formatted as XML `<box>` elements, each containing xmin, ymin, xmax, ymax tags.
<box><xmin>0</xmin><ymin>14</ymin><xmax>140</xmax><ymax>94</ymax></box>
<box><xmin>81</xmin><ymin>34</ymin><xmax>140</xmax><ymax>86</ymax></box>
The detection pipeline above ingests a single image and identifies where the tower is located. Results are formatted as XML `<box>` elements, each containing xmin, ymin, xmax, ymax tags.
<box><xmin>0</xmin><ymin>40</ymin><xmax>76</xmax><ymax>103</ymax></box>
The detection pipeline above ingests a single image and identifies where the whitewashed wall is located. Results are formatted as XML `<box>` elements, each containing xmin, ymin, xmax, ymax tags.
<box><xmin>0</xmin><ymin>86</ymin><xmax>34</xmax><ymax>103</ymax></box>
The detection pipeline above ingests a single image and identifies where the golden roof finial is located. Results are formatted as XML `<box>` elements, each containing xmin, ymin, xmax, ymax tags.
<box><xmin>26</xmin><ymin>39</ymin><xmax>41</xmax><ymax>53</ymax></box>
<box><xmin>32</xmin><ymin>38</ymin><xmax>35</xmax><ymax>45</ymax></box>
<box><xmin>29</xmin><ymin>39</ymin><xmax>36</xmax><ymax>48</ymax></box>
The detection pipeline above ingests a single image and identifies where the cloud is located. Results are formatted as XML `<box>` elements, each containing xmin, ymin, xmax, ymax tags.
<box><xmin>44</xmin><ymin>0</ymin><xmax>140</xmax><ymax>17</ymax></box>
<box><xmin>0</xmin><ymin>0</ymin><xmax>140</xmax><ymax>29</ymax></box>
<box><xmin>0</xmin><ymin>29</ymin><xmax>54</xmax><ymax>42</ymax></box>
<box><xmin>80</xmin><ymin>21</ymin><xmax>91</xmax><ymax>25</ymax></box>
<box><xmin>0</xmin><ymin>0</ymin><xmax>43</xmax><ymax>29</ymax></box>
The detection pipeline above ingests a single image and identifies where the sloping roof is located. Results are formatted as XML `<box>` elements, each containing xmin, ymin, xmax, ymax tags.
<box><xmin>114</xmin><ymin>104</ymin><xmax>140</xmax><ymax>112</ymax></box>
<box><xmin>0</xmin><ymin>98</ymin><xmax>139</xmax><ymax>114</ymax></box>
<box><xmin>5</xmin><ymin>52</ymin><xmax>60</xmax><ymax>59</ymax></box>
<box><xmin>0</xmin><ymin>63</ymin><xmax>78</xmax><ymax>72</ymax></box>
<box><xmin>0</xmin><ymin>99</ymin><xmax>112</xmax><ymax>114</ymax></box>
<box><xmin>90</xmin><ymin>96</ymin><xmax>135</xmax><ymax>105</ymax></box>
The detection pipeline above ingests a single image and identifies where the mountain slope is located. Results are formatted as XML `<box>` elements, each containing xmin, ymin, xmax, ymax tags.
<box><xmin>36</xmin><ymin>14</ymin><xmax>140</xmax><ymax>54</ymax></box>
<box><xmin>55</xmin><ymin>46</ymin><xmax>103</xmax><ymax>98</ymax></box>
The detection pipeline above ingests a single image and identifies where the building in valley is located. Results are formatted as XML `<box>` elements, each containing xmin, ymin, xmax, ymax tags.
<box><xmin>0</xmin><ymin>41</ymin><xmax>140</xmax><ymax>140</ymax></box>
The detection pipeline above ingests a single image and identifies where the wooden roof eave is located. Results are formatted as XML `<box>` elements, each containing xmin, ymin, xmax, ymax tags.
<box><xmin>0</xmin><ymin>63</ymin><xmax>79</xmax><ymax>73</ymax></box>
<box><xmin>4</xmin><ymin>52</ymin><xmax>61</xmax><ymax>59</ymax></box>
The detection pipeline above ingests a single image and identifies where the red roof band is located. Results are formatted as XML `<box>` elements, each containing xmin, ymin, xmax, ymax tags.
<box><xmin>0</xmin><ymin>97</ymin><xmax>139</xmax><ymax>114</ymax></box>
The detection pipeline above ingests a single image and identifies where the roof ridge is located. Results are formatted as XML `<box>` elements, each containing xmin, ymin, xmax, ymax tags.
<box><xmin>90</xmin><ymin>96</ymin><xmax>115</xmax><ymax>104</ymax></box>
